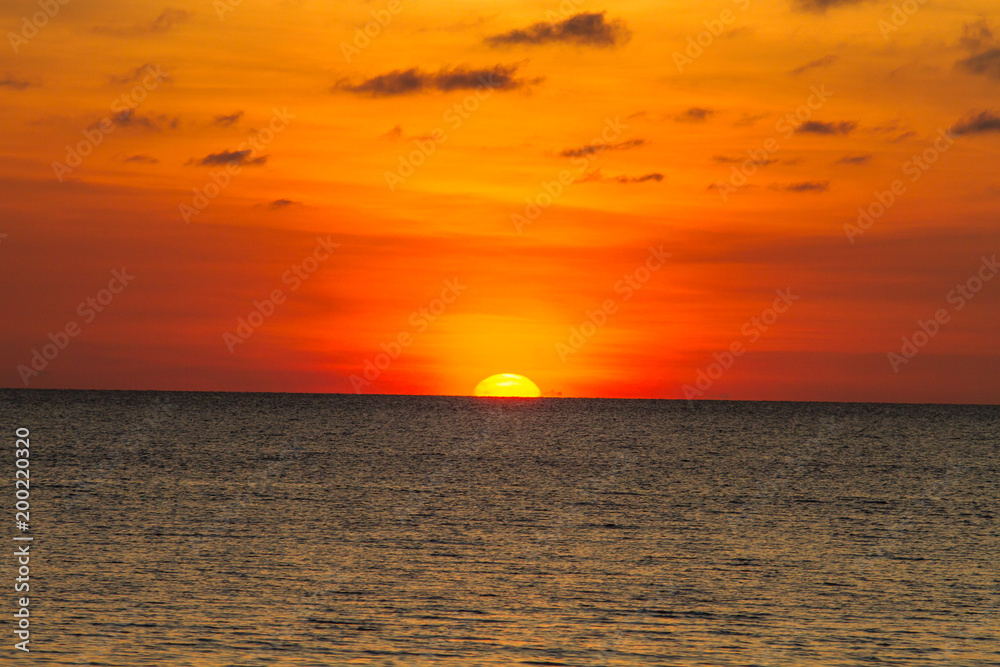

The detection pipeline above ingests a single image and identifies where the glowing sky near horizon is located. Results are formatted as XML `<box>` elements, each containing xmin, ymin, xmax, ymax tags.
<box><xmin>1</xmin><ymin>0</ymin><xmax>998</xmax><ymax>402</ymax></box>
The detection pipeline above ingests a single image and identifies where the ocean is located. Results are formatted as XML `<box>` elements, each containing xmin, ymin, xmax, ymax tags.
<box><xmin>2</xmin><ymin>390</ymin><xmax>998</xmax><ymax>665</ymax></box>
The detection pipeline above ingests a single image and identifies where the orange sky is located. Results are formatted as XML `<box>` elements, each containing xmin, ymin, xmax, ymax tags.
<box><xmin>1</xmin><ymin>0</ymin><xmax>998</xmax><ymax>402</ymax></box>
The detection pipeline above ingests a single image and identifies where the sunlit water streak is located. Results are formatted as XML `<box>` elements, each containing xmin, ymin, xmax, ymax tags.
<box><xmin>3</xmin><ymin>390</ymin><xmax>998</xmax><ymax>665</ymax></box>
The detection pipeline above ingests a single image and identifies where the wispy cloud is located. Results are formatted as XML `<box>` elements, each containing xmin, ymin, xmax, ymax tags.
<box><xmin>713</xmin><ymin>155</ymin><xmax>776</xmax><ymax>166</ymax></box>
<box><xmin>94</xmin><ymin>8</ymin><xmax>192</xmax><ymax>36</ymax></box>
<box><xmin>794</xmin><ymin>0</ymin><xmax>869</xmax><ymax>12</ymax></box>
<box><xmin>951</xmin><ymin>110</ymin><xmax>1000</xmax><ymax>136</ymax></box>
<box><xmin>0</xmin><ymin>77</ymin><xmax>32</xmax><ymax>90</ymax></box>
<box><xmin>834</xmin><ymin>154</ymin><xmax>871</xmax><ymax>165</ymax></box>
<box><xmin>956</xmin><ymin>49</ymin><xmax>1000</xmax><ymax>80</ymax></box>
<box><xmin>559</xmin><ymin>138</ymin><xmax>645</xmax><ymax>158</ymax></box>
<box><xmin>109</xmin><ymin>64</ymin><xmax>171</xmax><ymax>85</ymax></box>
<box><xmin>675</xmin><ymin>107</ymin><xmax>714</xmax><ymax>123</ymax></box>
<box><xmin>960</xmin><ymin>17</ymin><xmax>995</xmax><ymax>52</ymax></box>
<box><xmin>268</xmin><ymin>199</ymin><xmax>302</xmax><ymax>209</ymax></box>
<box><xmin>798</xmin><ymin>120</ymin><xmax>856</xmax><ymax>135</ymax></box>
<box><xmin>789</xmin><ymin>55</ymin><xmax>837</xmax><ymax>75</ymax></box>
<box><xmin>122</xmin><ymin>154</ymin><xmax>159</xmax><ymax>164</ymax></box>
<box><xmin>579</xmin><ymin>169</ymin><xmax>663</xmax><ymax>184</ymax></box>
<box><xmin>775</xmin><ymin>181</ymin><xmax>830</xmax><ymax>192</ymax></box>
<box><xmin>191</xmin><ymin>149</ymin><xmax>268</xmax><ymax>167</ymax></box>
<box><xmin>213</xmin><ymin>111</ymin><xmax>243</xmax><ymax>127</ymax></box>
<box><xmin>381</xmin><ymin>125</ymin><xmax>404</xmax><ymax>140</ymax></box>
<box><xmin>112</xmin><ymin>109</ymin><xmax>177</xmax><ymax>132</ymax></box>
<box><xmin>334</xmin><ymin>64</ymin><xmax>537</xmax><ymax>97</ymax></box>
<box><xmin>485</xmin><ymin>12</ymin><xmax>630</xmax><ymax>48</ymax></box>
<box><xmin>734</xmin><ymin>112</ymin><xmax>768</xmax><ymax>127</ymax></box>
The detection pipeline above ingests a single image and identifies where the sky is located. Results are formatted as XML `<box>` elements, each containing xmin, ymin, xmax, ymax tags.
<box><xmin>1</xmin><ymin>0</ymin><xmax>998</xmax><ymax>402</ymax></box>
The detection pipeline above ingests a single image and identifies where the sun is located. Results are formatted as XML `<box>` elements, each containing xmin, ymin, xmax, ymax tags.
<box><xmin>474</xmin><ymin>373</ymin><xmax>541</xmax><ymax>398</ymax></box>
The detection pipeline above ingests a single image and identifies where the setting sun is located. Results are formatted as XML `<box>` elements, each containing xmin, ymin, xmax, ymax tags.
<box><xmin>474</xmin><ymin>374</ymin><xmax>542</xmax><ymax>398</ymax></box>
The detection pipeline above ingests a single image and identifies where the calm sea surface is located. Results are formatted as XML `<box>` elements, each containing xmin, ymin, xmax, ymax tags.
<box><xmin>2</xmin><ymin>390</ymin><xmax>998</xmax><ymax>666</ymax></box>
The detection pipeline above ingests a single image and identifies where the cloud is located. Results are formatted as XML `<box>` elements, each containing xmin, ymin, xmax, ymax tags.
<box><xmin>0</xmin><ymin>77</ymin><xmax>32</xmax><ymax>90</ymax></box>
<box><xmin>192</xmin><ymin>150</ymin><xmax>268</xmax><ymax>167</ymax></box>
<box><xmin>776</xmin><ymin>181</ymin><xmax>830</xmax><ymax>192</ymax></box>
<box><xmin>794</xmin><ymin>0</ymin><xmax>869</xmax><ymax>12</ymax></box>
<box><xmin>951</xmin><ymin>110</ymin><xmax>1000</xmax><ymax>136</ymax></box>
<box><xmin>485</xmin><ymin>12</ymin><xmax>630</xmax><ymax>48</ymax></box>
<box><xmin>109</xmin><ymin>64</ymin><xmax>171</xmax><ymax>85</ymax></box>
<box><xmin>381</xmin><ymin>125</ymin><xmax>404</xmax><ymax>140</ymax></box>
<box><xmin>213</xmin><ymin>111</ymin><xmax>243</xmax><ymax>127</ymax></box>
<box><xmin>713</xmin><ymin>155</ymin><xmax>776</xmax><ymax>166</ymax></box>
<box><xmin>579</xmin><ymin>169</ymin><xmax>664</xmax><ymax>184</ymax></box>
<box><xmin>558</xmin><ymin>138</ymin><xmax>645</xmax><ymax>158</ymax></box>
<box><xmin>334</xmin><ymin>64</ymin><xmax>537</xmax><ymax>97</ymax></box>
<box><xmin>94</xmin><ymin>8</ymin><xmax>192</xmax><ymax>35</ymax></box>
<box><xmin>960</xmin><ymin>17</ymin><xmax>995</xmax><ymax>52</ymax></box>
<box><xmin>834</xmin><ymin>154</ymin><xmax>871</xmax><ymax>165</ymax></box>
<box><xmin>675</xmin><ymin>107</ymin><xmax>714</xmax><ymax>123</ymax></box>
<box><xmin>111</xmin><ymin>109</ymin><xmax>177</xmax><ymax>132</ymax></box>
<box><xmin>122</xmin><ymin>154</ymin><xmax>159</xmax><ymax>164</ymax></box>
<box><xmin>956</xmin><ymin>48</ymin><xmax>1000</xmax><ymax>80</ymax></box>
<box><xmin>797</xmin><ymin>120</ymin><xmax>856</xmax><ymax>135</ymax></box>
<box><xmin>268</xmin><ymin>199</ymin><xmax>302</xmax><ymax>209</ymax></box>
<box><xmin>734</xmin><ymin>112</ymin><xmax>768</xmax><ymax>127</ymax></box>
<box><xmin>789</xmin><ymin>55</ymin><xmax>837</xmax><ymax>75</ymax></box>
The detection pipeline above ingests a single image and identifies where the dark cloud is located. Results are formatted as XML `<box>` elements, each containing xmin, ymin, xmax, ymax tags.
<box><xmin>889</xmin><ymin>130</ymin><xmax>916</xmax><ymax>143</ymax></box>
<box><xmin>559</xmin><ymin>138</ymin><xmax>645</xmax><ymax>158</ymax></box>
<box><xmin>485</xmin><ymin>12</ymin><xmax>630</xmax><ymax>48</ymax></box>
<box><xmin>109</xmin><ymin>64</ymin><xmax>171</xmax><ymax>85</ymax></box>
<box><xmin>579</xmin><ymin>169</ymin><xmax>664</xmax><ymax>184</ymax></box>
<box><xmin>789</xmin><ymin>55</ymin><xmax>837</xmax><ymax>75</ymax></box>
<box><xmin>960</xmin><ymin>17</ymin><xmax>994</xmax><ymax>52</ymax></box>
<box><xmin>675</xmin><ymin>107</ymin><xmax>714</xmax><ymax>123</ymax></box>
<box><xmin>111</xmin><ymin>109</ymin><xmax>177</xmax><ymax>132</ymax></box>
<box><xmin>213</xmin><ymin>111</ymin><xmax>243</xmax><ymax>127</ymax></box>
<box><xmin>713</xmin><ymin>155</ymin><xmax>776</xmax><ymax>166</ymax></box>
<box><xmin>192</xmin><ymin>150</ymin><xmax>268</xmax><ymax>167</ymax></box>
<box><xmin>956</xmin><ymin>48</ymin><xmax>1000</xmax><ymax>79</ymax></box>
<box><xmin>0</xmin><ymin>77</ymin><xmax>32</xmax><ymax>90</ymax></box>
<box><xmin>834</xmin><ymin>154</ymin><xmax>871</xmax><ymax>165</ymax></box>
<box><xmin>794</xmin><ymin>0</ymin><xmax>869</xmax><ymax>12</ymax></box>
<box><xmin>122</xmin><ymin>154</ymin><xmax>159</xmax><ymax>164</ymax></box>
<box><xmin>94</xmin><ymin>8</ymin><xmax>192</xmax><ymax>35</ymax></box>
<box><xmin>268</xmin><ymin>199</ymin><xmax>302</xmax><ymax>209</ymax></box>
<box><xmin>951</xmin><ymin>110</ymin><xmax>1000</xmax><ymax>136</ymax></box>
<box><xmin>334</xmin><ymin>64</ymin><xmax>537</xmax><ymax>97</ymax></box>
<box><xmin>778</xmin><ymin>181</ymin><xmax>830</xmax><ymax>192</ymax></box>
<box><xmin>797</xmin><ymin>120</ymin><xmax>856</xmax><ymax>135</ymax></box>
